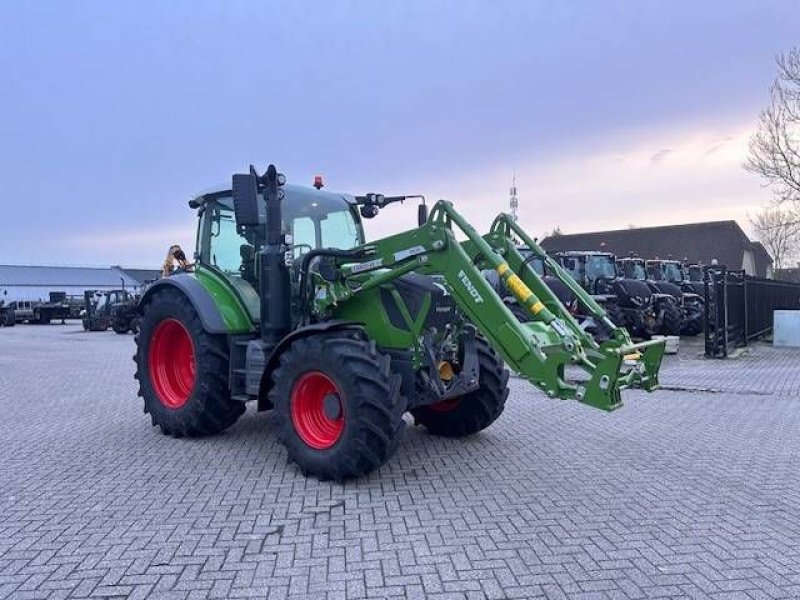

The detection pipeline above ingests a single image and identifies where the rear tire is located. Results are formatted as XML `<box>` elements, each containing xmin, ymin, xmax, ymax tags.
<box><xmin>270</xmin><ymin>335</ymin><xmax>406</xmax><ymax>481</ymax></box>
<box><xmin>412</xmin><ymin>336</ymin><xmax>509</xmax><ymax>437</ymax></box>
<box><xmin>134</xmin><ymin>289</ymin><xmax>245</xmax><ymax>437</ymax></box>
<box><xmin>681</xmin><ymin>317</ymin><xmax>703</xmax><ymax>336</ymax></box>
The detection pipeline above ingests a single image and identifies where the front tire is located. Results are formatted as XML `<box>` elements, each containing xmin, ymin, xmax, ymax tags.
<box><xmin>270</xmin><ymin>335</ymin><xmax>406</xmax><ymax>481</ymax></box>
<box><xmin>412</xmin><ymin>336</ymin><xmax>509</xmax><ymax>437</ymax></box>
<box><xmin>659</xmin><ymin>300</ymin><xmax>682</xmax><ymax>336</ymax></box>
<box><xmin>134</xmin><ymin>290</ymin><xmax>245</xmax><ymax>437</ymax></box>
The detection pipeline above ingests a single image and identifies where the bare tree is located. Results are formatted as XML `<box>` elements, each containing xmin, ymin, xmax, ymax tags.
<box><xmin>749</xmin><ymin>205</ymin><xmax>800</xmax><ymax>270</ymax></box>
<box><xmin>745</xmin><ymin>47</ymin><xmax>800</xmax><ymax>204</ymax></box>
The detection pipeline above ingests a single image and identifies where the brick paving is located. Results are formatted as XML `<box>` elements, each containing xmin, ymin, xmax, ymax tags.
<box><xmin>1</xmin><ymin>324</ymin><xmax>799</xmax><ymax>599</ymax></box>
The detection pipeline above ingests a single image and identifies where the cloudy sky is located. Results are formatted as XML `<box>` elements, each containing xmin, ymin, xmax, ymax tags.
<box><xmin>1</xmin><ymin>1</ymin><xmax>797</xmax><ymax>267</ymax></box>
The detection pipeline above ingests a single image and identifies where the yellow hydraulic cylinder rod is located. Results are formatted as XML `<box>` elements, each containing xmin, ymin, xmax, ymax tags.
<box><xmin>435</xmin><ymin>202</ymin><xmax>556</xmax><ymax>324</ymax></box>
<box><xmin>495</xmin><ymin>262</ymin><xmax>555</xmax><ymax>324</ymax></box>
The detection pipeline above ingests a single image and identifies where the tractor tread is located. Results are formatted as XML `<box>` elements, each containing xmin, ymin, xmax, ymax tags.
<box><xmin>270</xmin><ymin>335</ymin><xmax>406</xmax><ymax>481</ymax></box>
<box><xmin>411</xmin><ymin>335</ymin><xmax>509</xmax><ymax>438</ymax></box>
<box><xmin>134</xmin><ymin>288</ymin><xmax>244</xmax><ymax>438</ymax></box>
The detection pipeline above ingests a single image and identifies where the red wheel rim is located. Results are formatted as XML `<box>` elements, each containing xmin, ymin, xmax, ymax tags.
<box><xmin>290</xmin><ymin>372</ymin><xmax>344</xmax><ymax>450</ymax></box>
<box><xmin>428</xmin><ymin>397</ymin><xmax>461</xmax><ymax>412</ymax></box>
<box><xmin>148</xmin><ymin>318</ymin><xmax>196</xmax><ymax>409</ymax></box>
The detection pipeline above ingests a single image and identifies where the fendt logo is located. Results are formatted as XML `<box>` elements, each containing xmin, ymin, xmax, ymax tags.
<box><xmin>458</xmin><ymin>270</ymin><xmax>484</xmax><ymax>304</ymax></box>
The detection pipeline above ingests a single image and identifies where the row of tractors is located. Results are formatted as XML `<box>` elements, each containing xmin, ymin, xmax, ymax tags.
<box><xmin>493</xmin><ymin>250</ymin><xmax>705</xmax><ymax>342</ymax></box>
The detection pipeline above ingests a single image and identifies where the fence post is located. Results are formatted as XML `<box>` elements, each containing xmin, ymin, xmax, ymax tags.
<box><xmin>742</xmin><ymin>275</ymin><xmax>749</xmax><ymax>345</ymax></box>
<box><xmin>703</xmin><ymin>266</ymin><xmax>714</xmax><ymax>357</ymax></box>
<box><xmin>721</xmin><ymin>267</ymin><xmax>729</xmax><ymax>358</ymax></box>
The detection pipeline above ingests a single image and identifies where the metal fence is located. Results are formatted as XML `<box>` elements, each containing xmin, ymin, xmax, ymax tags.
<box><xmin>704</xmin><ymin>267</ymin><xmax>800</xmax><ymax>358</ymax></box>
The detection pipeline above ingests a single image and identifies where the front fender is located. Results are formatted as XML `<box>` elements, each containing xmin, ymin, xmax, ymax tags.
<box><xmin>651</xmin><ymin>292</ymin><xmax>677</xmax><ymax>303</ymax></box>
<box><xmin>257</xmin><ymin>321</ymin><xmax>364</xmax><ymax>410</ymax></box>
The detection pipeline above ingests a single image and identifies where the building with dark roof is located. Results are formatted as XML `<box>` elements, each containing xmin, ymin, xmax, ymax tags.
<box><xmin>0</xmin><ymin>265</ymin><xmax>154</xmax><ymax>303</ymax></box>
<box><xmin>540</xmin><ymin>220</ymin><xmax>774</xmax><ymax>278</ymax></box>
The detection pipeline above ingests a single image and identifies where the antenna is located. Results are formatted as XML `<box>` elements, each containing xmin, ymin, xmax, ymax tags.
<box><xmin>509</xmin><ymin>171</ymin><xmax>519</xmax><ymax>222</ymax></box>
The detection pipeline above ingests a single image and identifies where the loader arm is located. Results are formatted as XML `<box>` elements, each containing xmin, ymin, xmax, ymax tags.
<box><xmin>314</xmin><ymin>200</ymin><xmax>664</xmax><ymax>411</ymax></box>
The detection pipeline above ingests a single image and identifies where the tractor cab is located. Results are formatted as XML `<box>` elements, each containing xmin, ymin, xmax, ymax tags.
<box><xmin>552</xmin><ymin>251</ymin><xmax>617</xmax><ymax>294</ymax></box>
<box><xmin>646</xmin><ymin>259</ymin><xmax>686</xmax><ymax>284</ymax></box>
<box><xmin>616</xmin><ymin>257</ymin><xmax>647</xmax><ymax>281</ymax></box>
<box><xmin>192</xmin><ymin>184</ymin><xmax>365</xmax><ymax>286</ymax></box>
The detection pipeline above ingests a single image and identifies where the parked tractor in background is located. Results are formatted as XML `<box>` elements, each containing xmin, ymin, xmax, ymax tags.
<box><xmin>645</xmin><ymin>259</ymin><xmax>704</xmax><ymax>336</ymax></box>
<box><xmin>133</xmin><ymin>164</ymin><xmax>664</xmax><ymax>481</ymax></box>
<box><xmin>612</xmin><ymin>257</ymin><xmax>682</xmax><ymax>337</ymax></box>
<box><xmin>485</xmin><ymin>250</ymin><xmax>589</xmax><ymax>330</ymax></box>
<box><xmin>0</xmin><ymin>300</ymin><xmax>15</xmax><ymax>327</ymax></box>
<box><xmin>545</xmin><ymin>251</ymin><xmax>625</xmax><ymax>340</ymax></box>
<box><xmin>685</xmin><ymin>264</ymin><xmax>706</xmax><ymax>295</ymax></box>
<box><xmin>82</xmin><ymin>289</ymin><xmax>140</xmax><ymax>333</ymax></box>
<box><xmin>549</xmin><ymin>250</ymin><xmax>680</xmax><ymax>339</ymax></box>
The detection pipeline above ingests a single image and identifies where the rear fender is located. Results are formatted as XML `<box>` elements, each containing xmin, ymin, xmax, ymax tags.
<box><xmin>138</xmin><ymin>273</ymin><xmax>254</xmax><ymax>334</ymax></box>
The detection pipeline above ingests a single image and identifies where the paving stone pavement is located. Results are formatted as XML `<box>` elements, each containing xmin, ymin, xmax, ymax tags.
<box><xmin>1</xmin><ymin>324</ymin><xmax>799</xmax><ymax>599</ymax></box>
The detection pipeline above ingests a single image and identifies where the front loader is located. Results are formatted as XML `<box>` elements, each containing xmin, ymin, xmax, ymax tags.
<box><xmin>134</xmin><ymin>165</ymin><xmax>665</xmax><ymax>480</ymax></box>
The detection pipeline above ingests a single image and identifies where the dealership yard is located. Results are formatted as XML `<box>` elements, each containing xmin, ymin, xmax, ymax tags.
<box><xmin>1</xmin><ymin>324</ymin><xmax>799</xmax><ymax>599</ymax></box>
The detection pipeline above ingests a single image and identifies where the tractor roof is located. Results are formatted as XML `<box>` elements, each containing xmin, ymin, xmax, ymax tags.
<box><xmin>188</xmin><ymin>183</ymin><xmax>353</xmax><ymax>210</ymax></box>
<box><xmin>551</xmin><ymin>250</ymin><xmax>615</xmax><ymax>258</ymax></box>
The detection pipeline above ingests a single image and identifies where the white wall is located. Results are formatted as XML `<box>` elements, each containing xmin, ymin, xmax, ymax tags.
<box><xmin>741</xmin><ymin>249</ymin><xmax>756</xmax><ymax>276</ymax></box>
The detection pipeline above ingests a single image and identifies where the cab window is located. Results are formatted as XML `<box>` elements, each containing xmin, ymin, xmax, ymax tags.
<box><xmin>209</xmin><ymin>208</ymin><xmax>249</xmax><ymax>277</ymax></box>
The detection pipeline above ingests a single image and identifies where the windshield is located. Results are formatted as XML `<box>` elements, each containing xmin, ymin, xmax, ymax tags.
<box><xmin>200</xmin><ymin>192</ymin><xmax>363</xmax><ymax>279</ymax></box>
<box><xmin>619</xmin><ymin>260</ymin><xmax>646</xmax><ymax>280</ymax></box>
<box><xmin>585</xmin><ymin>255</ymin><xmax>616</xmax><ymax>280</ymax></box>
<box><xmin>663</xmin><ymin>262</ymin><xmax>685</xmax><ymax>283</ymax></box>
<box><xmin>689</xmin><ymin>266</ymin><xmax>703</xmax><ymax>281</ymax></box>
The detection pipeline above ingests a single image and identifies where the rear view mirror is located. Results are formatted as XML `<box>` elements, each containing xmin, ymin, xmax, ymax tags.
<box><xmin>417</xmin><ymin>203</ymin><xmax>428</xmax><ymax>226</ymax></box>
<box><xmin>232</xmin><ymin>173</ymin><xmax>261</xmax><ymax>232</ymax></box>
<box><xmin>360</xmin><ymin>205</ymin><xmax>379</xmax><ymax>219</ymax></box>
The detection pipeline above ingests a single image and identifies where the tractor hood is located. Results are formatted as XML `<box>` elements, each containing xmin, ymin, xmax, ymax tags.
<box><xmin>611</xmin><ymin>279</ymin><xmax>652</xmax><ymax>307</ymax></box>
<box><xmin>651</xmin><ymin>281</ymin><xmax>682</xmax><ymax>300</ymax></box>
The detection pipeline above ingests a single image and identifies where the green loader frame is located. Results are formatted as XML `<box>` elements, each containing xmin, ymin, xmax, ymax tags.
<box><xmin>320</xmin><ymin>200</ymin><xmax>663</xmax><ymax>411</ymax></box>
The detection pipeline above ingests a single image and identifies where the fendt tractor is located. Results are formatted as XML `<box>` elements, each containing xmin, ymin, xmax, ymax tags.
<box><xmin>614</xmin><ymin>256</ymin><xmax>683</xmax><ymax>337</ymax></box>
<box><xmin>133</xmin><ymin>165</ymin><xmax>665</xmax><ymax>480</ymax></box>
<box><xmin>549</xmin><ymin>251</ymin><xmax>626</xmax><ymax>333</ymax></box>
<box><xmin>645</xmin><ymin>259</ymin><xmax>704</xmax><ymax>336</ymax></box>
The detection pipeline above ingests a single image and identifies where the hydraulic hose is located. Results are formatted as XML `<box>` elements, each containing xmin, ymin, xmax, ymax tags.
<box><xmin>298</xmin><ymin>247</ymin><xmax>367</xmax><ymax>325</ymax></box>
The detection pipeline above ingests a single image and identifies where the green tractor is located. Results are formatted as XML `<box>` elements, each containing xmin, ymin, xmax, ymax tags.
<box><xmin>134</xmin><ymin>165</ymin><xmax>665</xmax><ymax>480</ymax></box>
